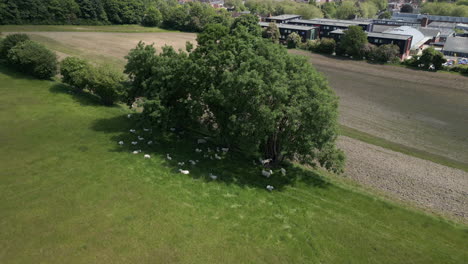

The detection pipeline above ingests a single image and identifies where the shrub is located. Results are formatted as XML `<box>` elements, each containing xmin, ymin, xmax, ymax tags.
<box><xmin>361</xmin><ymin>43</ymin><xmax>377</xmax><ymax>60</ymax></box>
<box><xmin>141</xmin><ymin>7</ymin><xmax>162</xmax><ymax>27</ymax></box>
<box><xmin>374</xmin><ymin>44</ymin><xmax>400</xmax><ymax>63</ymax></box>
<box><xmin>448</xmin><ymin>65</ymin><xmax>468</xmax><ymax>74</ymax></box>
<box><xmin>286</xmin><ymin>32</ymin><xmax>301</xmax><ymax>49</ymax></box>
<box><xmin>419</xmin><ymin>47</ymin><xmax>446</xmax><ymax>70</ymax></box>
<box><xmin>0</xmin><ymin>33</ymin><xmax>30</xmax><ymax>59</ymax></box>
<box><xmin>317</xmin><ymin>38</ymin><xmax>336</xmax><ymax>54</ymax></box>
<box><xmin>60</xmin><ymin>57</ymin><xmax>91</xmax><ymax>90</ymax></box>
<box><xmin>403</xmin><ymin>55</ymin><xmax>420</xmax><ymax>67</ymax></box>
<box><xmin>87</xmin><ymin>65</ymin><xmax>125</xmax><ymax>105</ymax></box>
<box><xmin>7</xmin><ymin>40</ymin><xmax>57</xmax><ymax>79</ymax></box>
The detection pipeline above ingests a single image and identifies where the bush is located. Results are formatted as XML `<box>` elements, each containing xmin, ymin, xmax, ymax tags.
<box><xmin>419</xmin><ymin>47</ymin><xmax>446</xmax><ymax>71</ymax></box>
<box><xmin>447</xmin><ymin>65</ymin><xmax>468</xmax><ymax>74</ymax></box>
<box><xmin>141</xmin><ymin>7</ymin><xmax>162</xmax><ymax>27</ymax></box>
<box><xmin>286</xmin><ymin>32</ymin><xmax>301</xmax><ymax>49</ymax></box>
<box><xmin>374</xmin><ymin>44</ymin><xmax>400</xmax><ymax>63</ymax></box>
<box><xmin>7</xmin><ymin>40</ymin><xmax>57</xmax><ymax>79</ymax></box>
<box><xmin>87</xmin><ymin>65</ymin><xmax>125</xmax><ymax>105</ymax></box>
<box><xmin>402</xmin><ymin>55</ymin><xmax>420</xmax><ymax>67</ymax></box>
<box><xmin>60</xmin><ymin>57</ymin><xmax>91</xmax><ymax>90</ymax></box>
<box><xmin>317</xmin><ymin>38</ymin><xmax>336</xmax><ymax>54</ymax></box>
<box><xmin>0</xmin><ymin>34</ymin><xmax>30</xmax><ymax>59</ymax></box>
<box><xmin>361</xmin><ymin>43</ymin><xmax>377</xmax><ymax>60</ymax></box>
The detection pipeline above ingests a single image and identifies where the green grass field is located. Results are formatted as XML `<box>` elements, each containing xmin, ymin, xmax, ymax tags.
<box><xmin>0</xmin><ymin>24</ymin><xmax>174</xmax><ymax>33</ymax></box>
<box><xmin>0</xmin><ymin>67</ymin><xmax>467</xmax><ymax>263</ymax></box>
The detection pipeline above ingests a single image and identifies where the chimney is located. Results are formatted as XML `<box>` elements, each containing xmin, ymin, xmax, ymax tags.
<box><xmin>421</xmin><ymin>17</ymin><xmax>429</xmax><ymax>27</ymax></box>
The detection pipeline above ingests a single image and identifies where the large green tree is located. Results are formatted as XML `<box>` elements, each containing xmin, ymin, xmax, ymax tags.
<box><xmin>340</xmin><ymin>25</ymin><xmax>368</xmax><ymax>59</ymax></box>
<box><xmin>262</xmin><ymin>22</ymin><xmax>280</xmax><ymax>43</ymax></box>
<box><xmin>124</xmin><ymin>19</ymin><xmax>345</xmax><ymax>172</ymax></box>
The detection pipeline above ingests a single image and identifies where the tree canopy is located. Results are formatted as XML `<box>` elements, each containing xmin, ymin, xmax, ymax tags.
<box><xmin>124</xmin><ymin>17</ymin><xmax>345</xmax><ymax>172</ymax></box>
<box><xmin>340</xmin><ymin>25</ymin><xmax>368</xmax><ymax>58</ymax></box>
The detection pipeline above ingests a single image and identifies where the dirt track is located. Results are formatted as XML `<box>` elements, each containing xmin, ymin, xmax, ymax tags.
<box><xmin>338</xmin><ymin>136</ymin><xmax>468</xmax><ymax>221</ymax></box>
<box><xmin>291</xmin><ymin>50</ymin><xmax>468</xmax><ymax>164</ymax></box>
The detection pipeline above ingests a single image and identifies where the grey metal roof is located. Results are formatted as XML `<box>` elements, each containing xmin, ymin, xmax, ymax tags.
<box><xmin>384</xmin><ymin>26</ymin><xmax>426</xmax><ymax>49</ymax></box>
<box><xmin>330</xmin><ymin>29</ymin><xmax>412</xmax><ymax>40</ymax></box>
<box><xmin>259</xmin><ymin>22</ymin><xmax>316</xmax><ymax>31</ymax></box>
<box><xmin>290</xmin><ymin>19</ymin><xmax>370</xmax><ymax>28</ymax></box>
<box><xmin>266</xmin><ymin>14</ymin><xmax>302</xmax><ymax>21</ymax></box>
<box><xmin>417</xmin><ymin>27</ymin><xmax>440</xmax><ymax>38</ymax></box>
<box><xmin>372</xmin><ymin>25</ymin><xmax>398</xmax><ymax>33</ymax></box>
<box><xmin>428</xmin><ymin>22</ymin><xmax>457</xmax><ymax>29</ymax></box>
<box><xmin>426</xmin><ymin>27</ymin><xmax>455</xmax><ymax>37</ymax></box>
<box><xmin>443</xmin><ymin>37</ymin><xmax>468</xmax><ymax>53</ymax></box>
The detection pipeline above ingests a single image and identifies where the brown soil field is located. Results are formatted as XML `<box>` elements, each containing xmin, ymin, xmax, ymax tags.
<box><xmin>13</xmin><ymin>32</ymin><xmax>197</xmax><ymax>67</ymax></box>
<box><xmin>290</xmin><ymin>50</ymin><xmax>468</xmax><ymax>164</ymax></box>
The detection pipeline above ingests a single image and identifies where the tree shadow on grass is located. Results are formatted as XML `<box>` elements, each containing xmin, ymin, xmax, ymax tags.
<box><xmin>90</xmin><ymin>114</ymin><xmax>331</xmax><ymax>192</ymax></box>
<box><xmin>49</xmin><ymin>83</ymin><xmax>120</xmax><ymax>108</ymax></box>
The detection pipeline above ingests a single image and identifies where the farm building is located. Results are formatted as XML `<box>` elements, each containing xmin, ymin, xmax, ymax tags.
<box><xmin>330</xmin><ymin>29</ymin><xmax>413</xmax><ymax>59</ymax></box>
<box><xmin>442</xmin><ymin>37</ymin><xmax>468</xmax><ymax>58</ymax></box>
<box><xmin>264</xmin><ymin>14</ymin><xmax>302</xmax><ymax>24</ymax></box>
<box><xmin>259</xmin><ymin>22</ymin><xmax>317</xmax><ymax>42</ymax></box>
<box><xmin>288</xmin><ymin>18</ymin><xmax>373</xmax><ymax>38</ymax></box>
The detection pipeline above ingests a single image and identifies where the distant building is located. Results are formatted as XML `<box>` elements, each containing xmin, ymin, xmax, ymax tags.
<box><xmin>330</xmin><ymin>29</ymin><xmax>413</xmax><ymax>59</ymax></box>
<box><xmin>288</xmin><ymin>18</ymin><xmax>373</xmax><ymax>38</ymax></box>
<box><xmin>264</xmin><ymin>14</ymin><xmax>302</xmax><ymax>24</ymax></box>
<box><xmin>383</xmin><ymin>26</ymin><xmax>430</xmax><ymax>54</ymax></box>
<box><xmin>442</xmin><ymin>37</ymin><xmax>468</xmax><ymax>57</ymax></box>
<box><xmin>259</xmin><ymin>22</ymin><xmax>318</xmax><ymax>42</ymax></box>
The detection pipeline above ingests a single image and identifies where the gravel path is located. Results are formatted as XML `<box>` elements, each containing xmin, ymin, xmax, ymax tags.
<box><xmin>338</xmin><ymin>136</ymin><xmax>468</xmax><ymax>222</ymax></box>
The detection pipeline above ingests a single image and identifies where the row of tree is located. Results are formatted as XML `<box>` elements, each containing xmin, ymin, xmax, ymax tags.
<box><xmin>421</xmin><ymin>1</ymin><xmax>468</xmax><ymax>17</ymax></box>
<box><xmin>0</xmin><ymin>0</ymin><xmax>232</xmax><ymax>32</ymax></box>
<box><xmin>123</xmin><ymin>15</ymin><xmax>345</xmax><ymax>172</ymax></box>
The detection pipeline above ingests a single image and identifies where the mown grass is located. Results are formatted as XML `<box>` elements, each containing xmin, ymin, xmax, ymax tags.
<box><xmin>0</xmin><ymin>66</ymin><xmax>467</xmax><ymax>263</ymax></box>
<box><xmin>0</xmin><ymin>24</ymin><xmax>175</xmax><ymax>33</ymax></box>
<box><xmin>340</xmin><ymin>125</ymin><xmax>468</xmax><ymax>172</ymax></box>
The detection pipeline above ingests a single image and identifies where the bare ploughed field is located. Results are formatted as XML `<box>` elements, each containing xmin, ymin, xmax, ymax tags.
<box><xmin>291</xmin><ymin>50</ymin><xmax>468</xmax><ymax>165</ymax></box>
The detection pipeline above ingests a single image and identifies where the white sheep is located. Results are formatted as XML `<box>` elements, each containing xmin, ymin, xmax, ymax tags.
<box><xmin>170</xmin><ymin>127</ymin><xmax>176</xmax><ymax>132</ymax></box>
<box><xmin>147</xmin><ymin>141</ymin><xmax>153</xmax><ymax>145</ymax></box>
<box><xmin>189</xmin><ymin>160</ymin><xmax>196</xmax><ymax>165</ymax></box>
<box><xmin>260</xmin><ymin>158</ymin><xmax>272</xmax><ymax>166</ymax></box>
<box><xmin>197</xmin><ymin>138</ymin><xmax>207</xmax><ymax>144</ymax></box>
<box><xmin>179</xmin><ymin>169</ymin><xmax>190</xmax><ymax>175</ymax></box>
<box><xmin>221</xmin><ymin>148</ymin><xmax>229</xmax><ymax>153</ymax></box>
<box><xmin>143</xmin><ymin>128</ymin><xmax>149</xmax><ymax>132</ymax></box>
<box><xmin>138</xmin><ymin>136</ymin><xmax>144</xmax><ymax>141</ymax></box>
<box><xmin>130</xmin><ymin>129</ymin><xmax>136</xmax><ymax>133</ymax></box>
<box><xmin>214</xmin><ymin>153</ymin><xmax>222</xmax><ymax>160</ymax></box>
<box><xmin>266</xmin><ymin>185</ymin><xmax>274</xmax><ymax>191</ymax></box>
<box><xmin>132</xmin><ymin>150</ymin><xmax>139</xmax><ymax>154</ymax></box>
<box><xmin>127</xmin><ymin>114</ymin><xmax>132</xmax><ymax>118</ymax></box>
<box><xmin>144</xmin><ymin>154</ymin><xmax>151</xmax><ymax>159</ymax></box>
<box><xmin>207</xmin><ymin>147</ymin><xmax>212</xmax><ymax>153</ymax></box>
<box><xmin>280</xmin><ymin>168</ymin><xmax>286</xmax><ymax>176</ymax></box>
<box><xmin>195</xmin><ymin>148</ymin><xmax>202</xmax><ymax>153</ymax></box>
<box><xmin>209</xmin><ymin>173</ymin><xmax>218</xmax><ymax>180</ymax></box>
<box><xmin>178</xmin><ymin>162</ymin><xmax>185</xmax><ymax>166</ymax></box>
<box><xmin>166</xmin><ymin>154</ymin><xmax>172</xmax><ymax>160</ymax></box>
<box><xmin>262</xmin><ymin>169</ymin><xmax>273</xmax><ymax>178</ymax></box>
<box><xmin>216</xmin><ymin>147</ymin><xmax>220</xmax><ymax>152</ymax></box>
<box><xmin>118</xmin><ymin>141</ymin><xmax>124</xmax><ymax>145</ymax></box>
<box><xmin>131</xmin><ymin>141</ymin><xmax>138</xmax><ymax>145</ymax></box>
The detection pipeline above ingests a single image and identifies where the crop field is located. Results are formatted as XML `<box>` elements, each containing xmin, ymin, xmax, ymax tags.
<box><xmin>290</xmin><ymin>50</ymin><xmax>468</xmax><ymax>166</ymax></box>
<box><xmin>1</xmin><ymin>65</ymin><xmax>467</xmax><ymax>263</ymax></box>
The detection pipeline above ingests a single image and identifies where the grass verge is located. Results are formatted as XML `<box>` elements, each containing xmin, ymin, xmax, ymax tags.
<box><xmin>340</xmin><ymin>125</ymin><xmax>468</xmax><ymax>172</ymax></box>
<box><xmin>0</xmin><ymin>66</ymin><xmax>467</xmax><ymax>263</ymax></box>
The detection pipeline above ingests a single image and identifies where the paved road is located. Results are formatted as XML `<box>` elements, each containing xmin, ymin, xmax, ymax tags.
<box><xmin>291</xmin><ymin>50</ymin><xmax>468</xmax><ymax>164</ymax></box>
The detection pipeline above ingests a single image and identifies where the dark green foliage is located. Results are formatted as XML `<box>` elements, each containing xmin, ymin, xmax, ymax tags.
<box><xmin>373</xmin><ymin>44</ymin><xmax>400</xmax><ymax>63</ymax></box>
<box><xmin>6</xmin><ymin>40</ymin><xmax>57</xmax><ymax>79</ymax></box>
<box><xmin>60</xmin><ymin>56</ymin><xmax>91</xmax><ymax>90</ymax></box>
<box><xmin>287</xmin><ymin>32</ymin><xmax>301</xmax><ymax>49</ymax></box>
<box><xmin>230</xmin><ymin>14</ymin><xmax>262</xmax><ymax>37</ymax></box>
<box><xmin>262</xmin><ymin>22</ymin><xmax>280</xmax><ymax>44</ymax></box>
<box><xmin>421</xmin><ymin>2</ymin><xmax>468</xmax><ymax>17</ymax></box>
<box><xmin>124</xmin><ymin>19</ymin><xmax>345</xmax><ymax>173</ymax></box>
<box><xmin>419</xmin><ymin>47</ymin><xmax>446</xmax><ymax>71</ymax></box>
<box><xmin>141</xmin><ymin>7</ymin><xmax>162</xmax><ymax>27</ymax></box>
<box><xmin>361</xmin><ymin>43</ymin><xmax>377</xmax><ymax>60</ymax></box>
<box><xmin>447</xmin><ymin>65</ymin><xmax>468</xmax><ymax>74</ymax></box>
<box><xmin>340</xmin><ymin>25</ymin><xmax>368</xmax><ymax>59</ymax></box>
<box><xmin>321</xmin><ymin>2</ymin><xmax>337</xmax><ymax>18</ymax></box>
<box><xmin>400</xmin><ymin>4</ymin><xmax>413</xmax><ymax>13</ymax></box>
<box><xmin>87</xmin><ymin>65</ymin><xmax>125</xmax><ymax>105</ymax></box>
<box><xmin>0</xmin><ymin>33</ymin><xmax>30</xmax><ymax>58</ymax></box>
<box><xmin>378</xmin><ymin>11</ymin><xmax>392</xmax><ymax>19</ymax></box>
<box><xmin>317</xmin><ymin>38</ymin><xmax>336</xmax><ymax>54</ymax></box>
<box><xmin>402</xmin><ymin>55</ymin><xmax>421</xmax><ymax>67</ymax></box>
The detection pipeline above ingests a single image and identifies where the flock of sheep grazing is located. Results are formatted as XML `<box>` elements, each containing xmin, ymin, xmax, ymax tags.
<box><xmin>120</xmin><ymin>114</ymin><xmax>286</xmax><ymax>191</ymax></box>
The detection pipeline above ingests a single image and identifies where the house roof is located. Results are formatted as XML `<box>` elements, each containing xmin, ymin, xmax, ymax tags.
<box><xmin>383</xmin><ymin>26</ymin><xmax>427</xmax><ymax>49</ymax></box>
<box><xmin>290</xmin><ymin>19</ymin><xmax>370</xmax><ymax>28</ymax></box>
<box><xmin>259</xmin><ymin>22</ymin><xmax>316</xmax><ymax>31</ymax></box>
<box><xmin>266</xmin><ymin>14</ymin><xmax>302</xmax><ymax>21</ymax></box>
<box><xmin>330</xmin><ymin>29</ymin><xmax>412</xmax><ymax>40</ymax></box>
<box><xmin>443</xmin><ymin>37</ymin><xmax>468</xmax><ymax>54</ymax></box>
